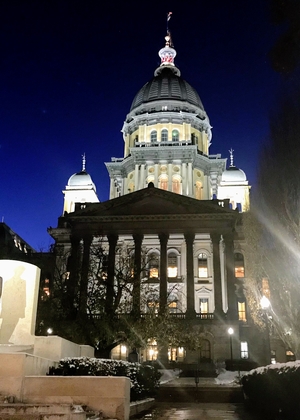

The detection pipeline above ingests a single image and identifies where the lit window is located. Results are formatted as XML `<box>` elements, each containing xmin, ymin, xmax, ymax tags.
<box><xmin>238</xmin><ymin>301</ymin><xmax>247</xmax><ymax>322</ymax></box>
<box><xmin>286</xmin><ymin>350</ymin><xmax>296</xmax><ymax>362</ymax></box>
<box><xmin>262</xmin><ymin>278</ymin><xmax>270</xmax><ymax>299</ymax></box>
<box><xmin>168</xmin><ymin>253</ymin><xmax>178</xmax><ymax>277</ymax></box>
<box><xmin>149</xmin><ymin>254</ymin><xmax>159</xmax><ymax>278</ymax></box>
<box><xmin>161</xmin><ymin>129</ymin><xmax>168</xmax><ymax>142</ymax></box>
<box><xmin>168</xmin><ymin>301</ymin><xmax>177</xmax><ymax>313</ymax></box>
<box><xmin>147</xmin><ymin>339</ymin><xmax>158</xmax><ymax>360</ymax></box>
<box><xmin>198</xmin><ymin>253</ymin><xmax>208</xmax><ymax>277</ymax></box>
<box><xmin>150</xmin><ymin>130</ymin><xmax>157</xmax><ymax>143</ymax></box>
<box><xmin>172</xmin><ymin>129</ymin><xmax>179</xmax><ymax>142</ymax></box>
<box><xmin>159</xmin><ymin>176</ymin><xmax>168</xmax><ymax>191</ymax></box>
<box><xmin>241</xmin><ymin>341</ymin><xmax>249</xmax><ymax>359</ymax></box>
<box><xmin>200</xmin><ymin>298</ymin><xmax>209</xmax><ymax>314</ymax></box>
<box><xmin>234</xmin><ymin>253</ymin><xmax>245</xmax><ymax>278</ymax></box>
<box><xmin>172</xmin><ymin>178</ymin><xmax>181</xmax><ymax>194</ymax></box>
<box><xmin>195</xmin><ymin>181</ymin><xmax>202</xmax><ymax>200</ymax></box>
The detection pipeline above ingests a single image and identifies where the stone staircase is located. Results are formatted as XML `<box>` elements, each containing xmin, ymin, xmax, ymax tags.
<box><xmin>156</xmin><ymin>378</ymin><xmax>244</xmax><ymax>403</ymax></box>
<box><xmin>0</xmin><ymin>403</ymin><xmax>87</xmax><ymax>419</ymax></box>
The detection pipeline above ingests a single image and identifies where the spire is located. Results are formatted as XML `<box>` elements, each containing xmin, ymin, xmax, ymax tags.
<box><xmin>82</xmin><ymin>153</ymin><xmax>86</xmax><ymax>172</ymax></box>
<box><xmin>155</xmin><ymin>13</ymin><xmax>180</xmax><ymax>76</ymax></box>
<box><xmin>229</xmin><ymin>148</ymin><xmax>234</xmax><ymax>167</ymax></box>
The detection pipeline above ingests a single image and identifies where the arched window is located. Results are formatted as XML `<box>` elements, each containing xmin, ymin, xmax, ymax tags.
<box><xmin>161</xmin><ymin>129</ymin><xmax>168</xmax><ymax>142</ymax></box>
<box><xmin>198</xmin><ymin>253</ymin><xmax>208</xmax><ymax>277</ymax></box>
<box><xmin>172</xmin><ymin>177</ymin><xmax>181</xmax><ymax>194</ymax></box>
<box><xmin>168</xmin><ymin>252</ymin><xmax>178</xmax><ymax>278</ymax></box>
<box><xmin>172</xmin><ymin>129</ymin><xmax>179</xmax><ymax>142</ymax></box>
<box><xmin>200</xmin><ymin>339</ymin><xmax>211</xmax><ymax>361</ymax></box>
<box><xmin>148</xmin><ymin>253</ymin><xmax>159</xmax><ymax>278</ymax></box>
<box><xmin>195</xmin><ymin>181</ymin><xmax>202</xmax><ymax>200</ymax></box>
<box><xmin>159</xmin><ymin>175</ymin><xmax>168</xmax><ymax>191</ymax></box>
<box><xmin>234</xmin><ymin>253</ymin><xmax>245</xmax><ymax>278</ymax></box>
<box><xmin>150</xmin><ymin>130</ymin><xmax>157</xmax><ymax>143</ymax></box>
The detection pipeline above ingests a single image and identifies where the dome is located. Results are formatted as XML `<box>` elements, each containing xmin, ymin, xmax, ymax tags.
<box><xmin>67</xmin><ymin>170</ymin><xmax>96</xmax><ymax>191</ymax></box>
<box><xmin>221</xmin><ymin>166</ymin><xmax>247</xmax><ymax>183</ymax></box>
<box><xmin>130</xmin><ymin>67</ymin><xmax>204</xmax><ymax>113</ymax></box>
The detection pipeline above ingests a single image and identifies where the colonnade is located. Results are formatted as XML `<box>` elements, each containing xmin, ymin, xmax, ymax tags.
<box><xmin>67</xmin><ymin>231</ymin><xmax>237</xmax><ymax>320</ymax></box>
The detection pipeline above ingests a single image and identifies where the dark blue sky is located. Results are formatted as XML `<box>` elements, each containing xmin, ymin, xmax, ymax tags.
<box><xmin>0</xmin><ymin>1</ymin><xmax>281</xmax><ymax>250</ymax></box>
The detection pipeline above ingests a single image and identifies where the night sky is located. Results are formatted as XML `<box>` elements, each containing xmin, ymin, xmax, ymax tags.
<box><xmin>1</xmin><ymin>1</ymin><xmax>282</xmax><ymax>250</ymax></box>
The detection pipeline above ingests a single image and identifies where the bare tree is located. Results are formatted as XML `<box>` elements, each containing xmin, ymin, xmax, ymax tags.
<box><xmin>243</xmin><ymin>88</ymin><xmax>300</xmax><ymax>358</ymax></box>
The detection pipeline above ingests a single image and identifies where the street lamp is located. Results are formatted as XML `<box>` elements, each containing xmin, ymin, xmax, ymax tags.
<box><xmin>260</xmin><ymin>296</ymin><xmax>271</xmax><ymax>365</ymax></box>
<box><xmin>228</xmin><ymin>327</ymin><xmax>234</xmax><ymax>366</ymax></box>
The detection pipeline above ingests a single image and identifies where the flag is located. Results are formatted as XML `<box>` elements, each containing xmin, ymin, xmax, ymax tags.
<box><xmin>167</xmin><ymin>12</ymin><xmax>172</xmax><ymax>21</ymax></box>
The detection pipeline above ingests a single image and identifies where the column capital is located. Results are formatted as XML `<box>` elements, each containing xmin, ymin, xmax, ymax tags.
<box><xmin>223</xmin><ymin>232</ymin><xmax>234</xmax><ymax>244</ymax></box>
<box><xmin>184</xmin><ymin>232</ymin><xmax>195</xmax><ymax>243</ymax></box>
<box><xmin>133</xmin><ymin>233</ymin><xmax>144</xmax><ymax>245</ymax></box>
<box><xmin>210</xmin><ymin>233</ymin><xmax>221</xmax><ymax>244</ymax></box>
<box><xmin>107</xmin><ymin>234</ymin><xmax>118</xmax><ymax>246</ymax></box>
<box><xmin>159</xmin><ymin>233</ymin><xmax>169</xmax><ymax>244</ymax></box>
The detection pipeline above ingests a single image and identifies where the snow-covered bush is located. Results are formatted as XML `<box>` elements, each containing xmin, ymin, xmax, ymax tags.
<box><xmin>48</xmin><ymin>357</ymin><xmax>161</xmax><ymax>401</ymax></box>
<box><xmin>241</xmin><ymin>361</ymin><xmax>300</xmax><ymax>419</ymax></box>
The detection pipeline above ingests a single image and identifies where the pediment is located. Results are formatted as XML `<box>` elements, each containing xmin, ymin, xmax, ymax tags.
<box><xmin>67</xmin><ymin>186</ymin><xmax>235</xmax><ymax>219</ymax></box>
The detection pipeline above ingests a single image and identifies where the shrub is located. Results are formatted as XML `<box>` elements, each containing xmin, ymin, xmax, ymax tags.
<box><xmin>49</xmin><ymin>357</ymin><xmax>161</xmax><ymax>401</ymax></box>
<box><xmin>241</xmin><ymin>361</ymin><xmax>300</xmax><ymax>419</ymax></box>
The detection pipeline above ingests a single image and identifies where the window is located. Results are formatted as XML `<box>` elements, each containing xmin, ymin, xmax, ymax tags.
<box><xmin>241</xmin><ymin>341</ymin><xmax>249</xmax><ymax>359</ymax></box>
<box><xmin>159</xmin><ymin>176</ymin><xmax>168</xmax><ymax>191</ymax></box>
<box><xmin>238</xmin><ymin>301</ymin><xmax>247</xmax><ymax>322</ymax></box>
<box><xmin>172</xmin><ymin>178</ymin><xmax>181</xmax><ymax>194</ymax></box>
<box><xmin>161</xmin><ymin>129</ymin><xmax>168</xmax><ymax>142</ymax></box>
<box><xmin>172</xmin><ymin>129</ymin><xmax>179</xmax><ymax>142</ymax></box>
<box><xmin>262</xmin><ymin>278</ymin><xmax>270</xmax><ymax>299</ymax></box>
<box><xmin>200</xmin><ymin>339</ymin><xmax>211</xmax><ymax>360</ymax></box>
<box><xmin>147</xmin><ymin>339</ymin><xmax>158</xmax><ymax>361</ymax></box>
<box><xmin>168</xmin><ymin>301</ymin><xmax>177</xmax><ymax>313</ymax></box>
<box><xmin>149</xmin><ymin>253</ymin><xmax>159</xmax><ymax>278</ymax></box>
<box><xmin>168</xmin><ymin>252</ymin><xmax>178</xmax><ymax>277</ymax></box>
<box><xmin>195</xmin><ymin>181</ymin><xmax>202</xmax><ymax>200</ymax></box>
<box><xmin>198</xmin><ymin>253</ymin><xmax>208</xmax><ymax>277</ymax></box>
<box><xmin>199</xmin><ymin>298</ymin><xmax>209</xmax><ymax>314</ymax></box>
<box><xmin>150</xmin><ymin>130</ymin><xmax>157</xmax><ymax>143</ymax></box>
<box><xmin>234</xmin><ymin>253</ymin><xmax>245</xmax><ymax>278</ymax></box>
<box><xmin>286</xmin><ymin>350</ymin><xmax>296</xmax><ymax>362</ymax></box>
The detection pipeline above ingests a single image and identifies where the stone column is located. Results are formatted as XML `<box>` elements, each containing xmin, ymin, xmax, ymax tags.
<box><xmin>67</xmin><ymin>236</ymin><xmax>81</xmax><ymax>317</ymax></box>
<box><xmin>154</xmin><ymin>164</ymin><xmax>159</xmax><ymax>187</ymax></box>
<box><xmin>132</xmin><ymin>234</ymin><xmax>143</xmax><ymax>317</ymax></box>
<box><xmin>185</xmin><ymin>233</ymin><xmax>195</xmax><ymax>318</ymax></box>
<box><xmin>211</xmin><ymin>233</ymin><xmax>224</xmax><ymax>317</ymax></box>
<box><xmin>159</xmin><ymin>233</ymin><xmax>169</xmax><ymax>314</ymax></box>
<box><xmin>140</xmin><ymin>164</ymin><xmax>145</xmax><ymax>189</ymax></box>
<box><xmin>182</xmin><ymin>163</ymin><xmax>187</xmax><ymax>195</ymax></box>
<box><xmin>188</xmin><ymin>162</ymin><xmax>193</xmax><ymax>197</ymax></box>
<box><xmin>79</xmin><ymin>235</ymin><xmax>93</xmax><ymax>314</ymax></box>
<box><xmin>105</xmin><ymin>234</ymin><xmax>118</xmax><ymax>315</ymax></box>
<box><xmin>134</xmin><ymin>164</ymin><xmax>139</xmax><ymax>192</ymax></box>
<box><xmin>168</xmin><ymin>163</ymin><xmax>172</xmax><ymax>192</ymax></box>
<box><xmin>224</xmin><ymin>234</ymin><xmax>238</xmax><ymax>320</ymax></box>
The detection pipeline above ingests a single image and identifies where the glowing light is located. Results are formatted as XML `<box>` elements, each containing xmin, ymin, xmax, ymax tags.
<box><xmin>47</xmin><ymin>327</ymin><xmax>53</xmax><ymax>335</ymax></box>
<box><xmin>228</xmin><ymin>327</ymin><xmax>234</xmax><ymax>335</ymax></box>
<box><xmin>121</xmin><ymin>345</ymin><xmax>127</xmax><ymax>355</ymax></box>
<box><xmin>260</xmin><ymin>296</ymin><xmax>270</xmax><ymax>310</ymax></box>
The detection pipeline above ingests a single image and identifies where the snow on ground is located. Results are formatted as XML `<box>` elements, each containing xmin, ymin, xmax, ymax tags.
<box><xmin>159</xmin><ymin>368</ymin><xmax>244</xmax><ymax>385</ymax></box>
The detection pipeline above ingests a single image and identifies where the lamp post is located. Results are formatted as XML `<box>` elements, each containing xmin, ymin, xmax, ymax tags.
<box><xmin>228</xmin><ymin>327</ymin><xmax>234</xmax><ymax>368</ymax></box>
<box><xmin>260</xmin><ymin>296</ymin><xmax>271</xmax><ymax>365</ymax></box>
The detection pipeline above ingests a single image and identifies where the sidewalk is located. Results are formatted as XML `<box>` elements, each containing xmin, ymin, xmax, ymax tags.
<box><xmin>135</xmin><ymin>402</ymin><xmax>256</xmax><ymax>419</ymax></box>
